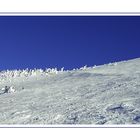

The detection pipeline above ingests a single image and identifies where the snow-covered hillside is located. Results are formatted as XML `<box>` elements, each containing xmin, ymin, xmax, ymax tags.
<box><xmin>0</xmin><ymin>58</ymin><xmax>140</xmax><ymax>125</ymax></box>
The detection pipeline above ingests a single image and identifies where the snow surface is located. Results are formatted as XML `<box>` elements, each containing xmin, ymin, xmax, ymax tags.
<box><xmin>0</xmin><ymin>58</ymin><xmax>140</xmax><ymax>125</ymax></box>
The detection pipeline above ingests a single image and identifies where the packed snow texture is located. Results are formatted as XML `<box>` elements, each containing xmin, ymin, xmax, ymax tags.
<box><xmin>0</xmin><ymin>58</ymin><xmax>140</xmax><ymax>125</ymax></box>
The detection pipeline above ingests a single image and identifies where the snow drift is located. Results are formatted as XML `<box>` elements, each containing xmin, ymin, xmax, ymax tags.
<box><xmin>0</xmin><ymin>58</ymin><xmax>140</xmax><ymax>125</ymax></box>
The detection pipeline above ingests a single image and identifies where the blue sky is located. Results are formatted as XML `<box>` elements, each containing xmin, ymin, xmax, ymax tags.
<box><xmin>0</xmin><ymin>16</ymin><xmax>140</xmax><ymax>70</ymax></box>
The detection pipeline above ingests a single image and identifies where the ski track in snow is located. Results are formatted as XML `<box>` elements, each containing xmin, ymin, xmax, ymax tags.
<box><xmin>0</xmin><ymin>58</ymin><xmax>140</xmax><ymax>124</ymax></box>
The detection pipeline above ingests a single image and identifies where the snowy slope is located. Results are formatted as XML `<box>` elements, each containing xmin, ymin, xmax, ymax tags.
<box><xmin>0</xmin><ymin>58</ymin><xmax>140</xmax><ymax>125</ymax></box>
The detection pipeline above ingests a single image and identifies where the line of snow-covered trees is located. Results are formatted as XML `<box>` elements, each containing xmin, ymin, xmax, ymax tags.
<box><xmin>0</xmin><ymin>64</ymin><xmax>105</xmax><ymax>81</ymax></box>
<box><xmin>0</xmin><ymin>68</ymin><xmax>65</xmax><ymax>80</ymax></box>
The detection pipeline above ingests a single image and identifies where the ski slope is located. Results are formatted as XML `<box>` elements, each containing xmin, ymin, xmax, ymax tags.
<box><xmin>0</xmin><ymin>58</ymin><xmax>140</xmax><ymax>125</ymax></box>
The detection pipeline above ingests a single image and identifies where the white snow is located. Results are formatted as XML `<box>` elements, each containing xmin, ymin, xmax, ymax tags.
<box><xmin>0</xmin><ymin>58</ymin><xmax>140</xmax><ymax>125</ymax></box>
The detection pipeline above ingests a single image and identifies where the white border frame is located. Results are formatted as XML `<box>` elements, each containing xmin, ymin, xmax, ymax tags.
<box><xmin>0</xmin><ymin>12</ymin><xmax>140</xmax><ymax>128</ymax></box>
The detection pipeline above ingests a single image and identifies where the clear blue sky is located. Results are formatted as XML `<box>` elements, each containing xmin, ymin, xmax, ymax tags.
<box><xmin>0</xmin><ymin>16</ymin><xmax>140</xmax><ymax>70</ymax></box>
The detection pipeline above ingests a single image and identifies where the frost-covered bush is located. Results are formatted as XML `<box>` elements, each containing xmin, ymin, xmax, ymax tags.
<box><xmin>45</xmin><ymin>68</ymin><xmax>58</xmax><ymax>74</ymax></box>
<box><xmin>1</xmin><ymin>86</ymin><xmax>16</xmax><ymax>93</ymax></box>
<box><xmin>60</xmin><ymin>67</ymin><xmax>64</xmax><ymax>72</ymax></box>
<box><xmin>80</xmin><ymin>65</ymin><xmax>87</xmax><ymax>70</ymax></box>
<box><xmin>108</xmin><ymin>62</ymin><xmax>118</xmax><ymax>66</ymax></box>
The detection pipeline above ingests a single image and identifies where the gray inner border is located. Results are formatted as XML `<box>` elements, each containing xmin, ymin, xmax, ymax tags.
<box><xmin>0</xmin><ymin>12</ymin><xmax>140</xmax><ymax>15</ymax></box>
